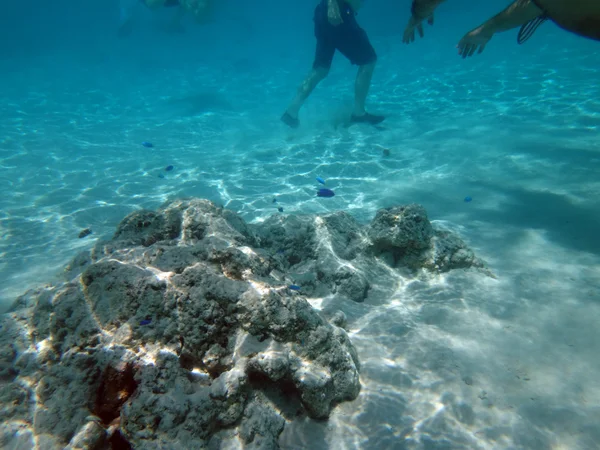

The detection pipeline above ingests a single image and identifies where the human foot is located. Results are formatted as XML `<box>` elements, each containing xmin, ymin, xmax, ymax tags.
<box><xmin>350</xmin><ymin>112</ymin><xmax>385</xmax><ymax>125</ymax></box>
<box><xmin>281</xmin><ymin>112</ymin><xmax>299</xmax><ymax>128</ymax></box>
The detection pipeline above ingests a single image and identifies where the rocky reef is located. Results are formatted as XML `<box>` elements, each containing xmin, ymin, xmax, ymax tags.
<box><xmin>0</xmin><ymin>198</ymin><xmax>488</xmax><ymax>449</ymax></box>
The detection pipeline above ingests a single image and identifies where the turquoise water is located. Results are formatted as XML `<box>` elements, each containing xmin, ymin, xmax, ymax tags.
<box><xmin>1</xmin><ymin>1</ymin><xmax>600</xmax><ymax>448</ymax></box>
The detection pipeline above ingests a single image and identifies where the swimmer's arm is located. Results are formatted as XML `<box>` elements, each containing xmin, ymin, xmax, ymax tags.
<box><xmin>476</xmin><ymin>0</ymin><xmax>543</xmax><ymax>35</ymax></box>
<box><xmin>457</xmin><ymin>0</ymin><xmax>544</xmax><ymax>57</ymax></box>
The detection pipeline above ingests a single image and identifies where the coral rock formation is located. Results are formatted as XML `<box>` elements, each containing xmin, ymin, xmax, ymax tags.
<box><xmin>0</xmin><ymin>198</ymin><xmax>487</xmax><ymax>449</ymax></box>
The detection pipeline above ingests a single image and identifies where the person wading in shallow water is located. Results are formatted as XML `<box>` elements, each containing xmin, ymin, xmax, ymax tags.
<box><xmin>281</xmin><ymin>0</ymin><xmax>385</xmax><ymax>128</ymax></box>
<box><xmin>403</xmin><ymin>0</ymin><xmax>600</xmax><ymax>57</ymax></box>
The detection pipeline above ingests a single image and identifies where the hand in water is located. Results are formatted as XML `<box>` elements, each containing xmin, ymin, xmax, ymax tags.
<box><xmin>402</xmin><ymin>14</ymin><xmax>434</xmax><ymax>44</ymax></box>
<box><xmin>457</xmin><ymin>26</ymin><xmax>493</xmax><ymax>58</ymax></box>
<box><xmin>328</xmin><ymin>4</ymin><xmax>343</xmax><ymax>26</ymax></box>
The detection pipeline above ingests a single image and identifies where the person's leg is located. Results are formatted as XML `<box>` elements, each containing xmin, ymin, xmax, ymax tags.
<box><xmin>282</xmin><ymin>66</ymin><xmax>330</xmax><ymax>128</ymax></box>
<box><xmin>336</xmin><ymin>11</ymin><xmax>384</xmax><ymax>124</ymax></box>
<box><xmin>350</xmin><ymin>60</ymin><xmax>384</xmax><ymax>124</ymax></box>
<box><xmin>282</xmin><ymin>2</ymin><xmax>334</xmax><ymax>128</ymax></box>
<box><xmin>353</xmin><ymin>61</ymin><xmax>375</xmax><ymax>117</ymax></box>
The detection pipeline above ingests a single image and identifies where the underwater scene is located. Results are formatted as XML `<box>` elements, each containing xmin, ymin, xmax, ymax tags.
<box><xmin>0</xmin><ymin>0</ymin><xmax>599</xmax><ymax>448</ymax></box>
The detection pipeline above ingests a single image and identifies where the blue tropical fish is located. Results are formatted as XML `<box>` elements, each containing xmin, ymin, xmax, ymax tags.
<box><xmin>289</xmin><ymin>285</ymin><xmax>301</xmax><ymax>291</ymax></box>
<box><xmin>141</xmin><ymin>141</ymin><xmax>153</xmax><ymax>148</ymax></box>
<box><xmin>317</xmin><ymin>188</ymin><xmax>335</xmax><ymax>198</ymax></box>
<box><xmin>316</xmin><ymin>177</ymin><xmax>326</xmax><ymax>185</ymax></box>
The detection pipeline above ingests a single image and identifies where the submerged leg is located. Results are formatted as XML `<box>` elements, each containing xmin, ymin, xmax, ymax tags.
<box><xmin>351</xmin><ymin>62</ymin><xmax>385</xmax><ymax>125</ymax></box>
<box><xmin>282</xmin><ymin>67</ymin><xmax>329</xmax><ymax>128</ymax></box>
<box><xmin>353</xmin><ymin>62</ymin><xmax>374</xmax><ymax>116</ymax></box>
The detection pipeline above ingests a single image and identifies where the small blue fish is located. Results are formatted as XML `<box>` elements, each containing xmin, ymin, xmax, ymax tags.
<box><xmin>278</xmin><ymin>206</ymin><xmax>284</xmax><ymax>212</ymax></box>
<box><xmin>289</xmin><ymin>285</ymin><xmax>301</xmax><ymax>291</ymax></box>
<box><xmin>316</xmin><ymin>177</ymin><xmax>326</xmax><ymax>185</ymax></box>
<box><xmin>140</xmin><ymin>319</ymin><xmax>152</xmax><ymax>326</ymax></box>
<box><xmin>165</xmin><ymin>165</ymin><xmax>174</xmax><ymax>172</ymax></box>
<box><xmin>78</xmin><ymin>228</ymin><xmax>92</xmax><ymax>239</ymax></box>
<box><xmin>158</xmin><ymin>173</ymin><xmax>165</xmax><ymax>179</ymax></box>
<box><xmin>317</xmin><ymin>188</ymin><xmax>335</xmax><ymax>198</ymax></box>
<box><xmin>276</xmin><ymin>249</ymin><xmax>285</xmax><ymax>254</ymax></box>
<box><xmin>464</xmin><ymin>196</ymin><xmax>473</xmax><ymax>203</ymax></box>
<box><xmin>142</xmin><ymin>142</ymin><xmax>153</xmax><ymax>148</ymax></box>
<box><xmin>272</xmin><ymin>198</ymin><xmax>277</xmax><ymax>203</ymax></box>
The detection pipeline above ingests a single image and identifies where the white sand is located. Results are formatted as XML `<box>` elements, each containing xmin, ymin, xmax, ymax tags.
<box><xmin>1</xmin><ymin>14</ymin><xmax>599</xmax><ymax>448</ymax></box>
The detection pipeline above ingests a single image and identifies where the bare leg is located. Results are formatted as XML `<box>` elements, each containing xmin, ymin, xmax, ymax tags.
<box><xmin>457</xmin><ymin>0</ymin><xmax>543</xmax><ymax>57</ymax></box>
<box><xmin>353</xmin><ymin>62</ymin><xmax>375</xmax><ymax>116</ymax></box>
<box><xmin>283</xmin><ymin>67</ymin><xmax>329</xmax><ymax>124</ymax></box>
<box><xmin>351</xmin><ymin>62</ymin><xmax>385</xmax><ymax>124</ymax></box>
